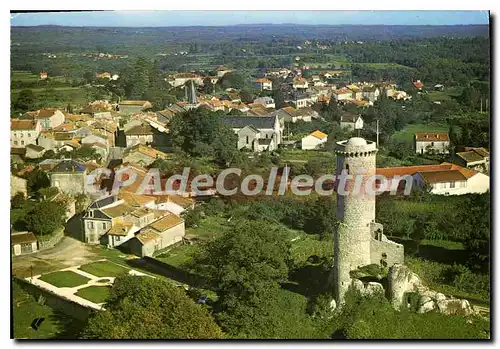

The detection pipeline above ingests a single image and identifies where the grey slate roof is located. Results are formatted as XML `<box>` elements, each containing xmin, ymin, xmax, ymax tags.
<box><xmin>89</xmin><ymin>195</ymin><xmax>117</xmax><ymax>209</ymax></box>
<box><xmin>50</xmin><ymin>159</ymin><xmax>86</xmax><ymax>173</ymax></box>
<box><xmin>221</xmin><ymin>115</ymin><xmax>276</xmax><ymax>130</ymax></box>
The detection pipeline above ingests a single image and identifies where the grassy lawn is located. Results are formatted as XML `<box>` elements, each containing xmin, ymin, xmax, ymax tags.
<box><xmin>38</xmin><ymin>271</ymin><xmax>90</xmax><ymax>288</ymax></box>
<box><xmin>12</xmin><ymin>282</ymin><xmax>62</xmax><ymax>339</ymax></box>
<box><xmin>391</xmin><ymin>123</ymin><xmax>449</xmax><ymax>143</ymax></box>
<box><xmin>75</xmin><ymin>286</ymin><xmax>111</xmax><ymax>304</ymax></box>
<box><xmin>290</xmin><ymin>232</ymin><xmax>333</xmax><ymax>265</ymax></box>
<box><xmin>155</xmin><ymin>244</ymin><xmax>200</xmax><ymax>268</ymax></box>
<box><xmin>78</xmin><ymin>261</ymin><xmax>129</xmax><ymax>278</ymax></box>
<box><xmin>426</xmin><ymin>86</ymin><xmax>464</xmax><ymax>102</ymax></box>
<box><xmin>187</xmin><ymin>216</ymin><xmax>229</xmax><ymax>240</ymax></box>
<box><xmin>354</xmin><ymin>62</ymin><xmax>414</xmax><ymax>70</ymax></box>
<box><xmin>280</xmin><ymin>149</ymin><xmax>335</xmax><ymax>163</ymax></box>
<box><xmin>11</xmin><ymin>86</ymin><xmax>89</xmax><ymax>109</ymax></box>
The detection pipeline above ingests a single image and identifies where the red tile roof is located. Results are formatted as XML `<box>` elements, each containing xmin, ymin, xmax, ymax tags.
<box><xmin>376</xmin><ymin>162</ymin><xmax>477</xmax><ymax>180</ymax></box>
<box><xmin>415</xmin><ymin>132</ymin><xmax>449</xmax><ymax>142</ymax></box>
<box><xmin>11</xmin><ymin>119</ymin><xmax>38</xmax><ymax>131</ymax></box>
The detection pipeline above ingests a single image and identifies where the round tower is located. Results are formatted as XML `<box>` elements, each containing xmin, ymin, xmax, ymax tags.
<box><xmin>333</xmin><ymin>137</ymin><xmax>378</xmax><ymax>304</ymax></box>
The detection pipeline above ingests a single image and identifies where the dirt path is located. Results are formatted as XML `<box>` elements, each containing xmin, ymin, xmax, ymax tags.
<box><xmin>12</xmin><ymin>237</ymin><xmax>100</xmax><ymax>278</ymax></box>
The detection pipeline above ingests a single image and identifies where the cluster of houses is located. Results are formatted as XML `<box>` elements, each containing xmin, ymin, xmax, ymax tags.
<box><xmin>10</xmin><ymin>66</ymin><xmax>490</xmax><ymax>258</ymax></box>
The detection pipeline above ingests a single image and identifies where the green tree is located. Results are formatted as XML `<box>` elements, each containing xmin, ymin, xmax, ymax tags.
<box><xmin>192</xmin><ymin>220</ymin><xmax>292</xmax><ymax>336</ymax></box>
<box><xmin>14</xmin><ymin>89</ymin><xmax>36</xmax><ymax>112</ymax></box>
<box><xmin>81</xmin><ymin>276</ymin><xmax>223</xmax><ymax>339</ymax></box>
<box><xmin>24</xmin><ymin>200</ymin><xmax>67</xmax><ymax>236</ymax></box>
<box><xmin>25</xmin><ymin>168</ymin><xmax>50</xmax><ymax>194</ymax></box>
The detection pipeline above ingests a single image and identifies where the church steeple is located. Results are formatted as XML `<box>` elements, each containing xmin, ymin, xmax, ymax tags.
<box><xmin>188</xmin><ymin>79</ymin><xmax>198</xmax><ymax>105</ymax></box>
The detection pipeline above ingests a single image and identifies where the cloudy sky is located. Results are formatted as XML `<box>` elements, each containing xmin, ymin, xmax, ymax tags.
<box><xmin>10</xmin><ymin>11</ymin><xmax>489</xmax><ymax>27</ymax></box>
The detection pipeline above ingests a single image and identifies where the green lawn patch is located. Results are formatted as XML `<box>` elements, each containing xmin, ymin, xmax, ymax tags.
<box><xmin>391</xmin><ymin>123</ymin><xmax>449</xmax><ymax>143</ymax></box>
<box><xmin>75</xmin><ymin>286</ymin><xmax>111</xmax><ymax>304</ymax></box>
<box><xmin>12</xmin><ymin>281</ymin><xmax>62</xmax><ymax>339</ymax></box>
<box><xmin>78</xmin><ymin>261</ymin><xmax>129</xmax><ymax>278</ymax></box>
<box><xmin>354</xmin><ymin>62</ymin><xmax>414</xmax><ymax>70</ymax></box>
<box><xmin>39</xmin><ymin>271</ymin><xmax>90</xmax><ymax>288</ymax></box>
<box><xmin>155</xmin><ymin>244</ymin><xmax>200</xmax><ymax>268</ymax></box>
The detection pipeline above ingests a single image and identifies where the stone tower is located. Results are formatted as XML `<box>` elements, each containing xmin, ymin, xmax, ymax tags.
<box><xmin>333</xmin><ymin>136</ymin><xmax>405</xmax><ymax>305</ymax></box>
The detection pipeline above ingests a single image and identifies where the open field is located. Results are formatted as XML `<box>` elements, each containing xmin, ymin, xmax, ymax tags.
<box><xmin>11</xmin><ymin>71</ymin><xmax>69</xmax><ymax>83</ymax></box>
<box><xmin>426</xmin><ymin>86</ymin><xmax>464</xmax><ymax>102</ymax></box>
<box><xmin>38</xmin><ymin>270</ymin><xmax>90</xmax><ymax>288</ymax></box>
<box><xmin>75</xmin><ymin>286</ymin><xmax>111</xmax><ymax>304</ymax></box>
<box><xmin>354</xmin><ymin>62</ymin><xmax>414</xmax><ymax>70</ymax></box>
<box><xmin>391</xmin><ymin>123</ymin><xmax>449</xmax><ymax>143</ymax></box>
<box><xmin>11</xmin><ymin>86</ymin><xmax>89</xmax><ymax>109</ymax></box>
<box><xmin>78</xmin><ymin>261</ymin><xmax>129</xmax><ymax>278</ymax></box>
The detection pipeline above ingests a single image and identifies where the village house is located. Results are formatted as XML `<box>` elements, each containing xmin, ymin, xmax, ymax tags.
<box><xmin>275</xmin><ymin>106</ymin><xmax>318</xmax><ymax>123</ymax></box>
<box><xmin>289</xmin><ymin>92</ymin><xmax>310</xmax><ymax>109</ymax></box>
<box><xmin>153</xmin><ymin>195</ymin><xmax>194</xmax><ymax>216</ymax></box>
<box><xmin>254</xmin><ymin>78</ymin><xmax>273</xmax><ymax>91</ymax></box>
<box><xmin>247</xmin><ymin>104</ymin><xmax>274</xmax><ymax>117</ymax></box>
<box><xmin>415</xmin><ymin>132</ymin><xmax>450</xmax><ymax>155</ymax></box>
<box><xmin>122</xmin><ymin>144</ymin><xmax>169</xmax><ymax>167</ymax></box>
<box><xmin>253</xmin><ymin>96</ymin><xmax>276</xmax><ymax>109</ymax></box>
<box><xmin>377</xmin><ymin>163</ymin><xmax>489</xmax><ymax>196</ymax></box>
<box><xmin>221</xmin><ymin>115</ymin><xmax>283</xmax><ymax>152</ymax></box>
<box><xmin>413</xmin><ymin>80</ymin><xmax>424</xmax><ymax>90</ymax></box>
<box><xmin>96</xmin><ymin>72</ymin><xmax>112</xmax><ymax>79</ymax></box>
<box><xmin>362</xmin><ymin>85</ymin><xmax>380</xmax><ymax>102</ymax></box>
<box><xmin>331</xmin><ymin>88</ymin><xmax>353</xmax><ymax>102</ymax></box>
<box><xmin>292</xmin><ymin>77</ymin><xmax>309</xmax><ymax>90</ymax></box>
<box><xmin>11</xmin><ymin>232</ymin><xmax>38</xmax><ymax>256</ymax></box>
<box><xmin>25</xmin><ymin>144</ymin><xmax>46</xmax><ymax>159</ymax></box>
<box><xmin>454</xmin><ymin>147</ymin><xmax>490</xmax><ymax>173</ymax></box>
<box><xmin>128</xmin><ymin>213</ymin><xmax>185</xmax><ymax>257</ymax></box>
<box><xmin>124</xmin><ymin>123</ymin><xmax>154</xmax><ymax>148</ymax></box>
<box><xmin>347</xmin><ymin>84</ymin><xmax>363</xmax><ymax>100</ymax></box>
<box><xmin>118</xmin><ymin>100</ymin><xmax>153</xmax><ymax>115</ymax></box>
<box><xmin>11</xmin><ymin>174</ymin><xmax>27</xmax><ymax>198</ymax></box>
<box><xmin>166</xmin><ymin>73</ymin><xmax>203</xmax><ymax>88</ymax></box>
<box><xmin>26</xmin><ymin>108</ymin><xmax>65</xmax><ymax>130</ymax></box>
<box><xmin>11</xmin><ymin>119</ymin><xmax>41</xmax><ymax>148</ymax></box>
<box><xmin>216</xmin><ymin>66</ymin><xmax>232</xmax><ymax>77</ymax></box>
<box><xmin>301</xmin><ymin>130</ymin><xmax>328</xmax><ymax>150</ymax></box>
<box><xmin>82</xmin><ymin>196</ymin><xmax>134</xmax><ymax>244</ymax></box>
<box><xmin>49</xmin><ymin>159</ymin><xmax>88</xmax><ymax>195</ymax></box>
<box><xmin>340</xmin><ymin>112</ymin><xmax>364</xmax><ymax>131</ymax></box>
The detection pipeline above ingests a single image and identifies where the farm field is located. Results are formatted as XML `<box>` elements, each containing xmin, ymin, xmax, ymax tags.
<box><xmin>391</xmin><ymin>123</ymin><xmax>449</xmax><ymax>143</ymax></box>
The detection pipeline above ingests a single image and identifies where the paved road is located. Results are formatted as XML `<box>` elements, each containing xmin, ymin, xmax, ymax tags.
<box><xmin>12</xmin><ymin>237</ymin><xmax>99</xmax><ymax>278</ymax></box>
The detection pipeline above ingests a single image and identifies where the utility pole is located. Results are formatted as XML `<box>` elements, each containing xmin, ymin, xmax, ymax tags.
<box><xmin>376</xmin><ymin>119</ymin><xmax>380</xmax><ymax>148</ymax></box>
<box><xmin>480</xmin><ymin>98</ymin><xmax>483</xmax><ymax>113</ymax></box>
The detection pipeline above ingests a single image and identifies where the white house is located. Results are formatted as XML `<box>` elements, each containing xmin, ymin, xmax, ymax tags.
<box><xmin>377</xmin><ymin>163</ymin><xmax>489</xmax><ymax>196</ymax></box>
<box><xmin>331</xmin><ymin>89</ymin><xmax>353</xmax><ymax>102</ymax></box>
<box><xmin>26</xmin><ymin>108</ymin><xmax>65</xmax><ymax>130</ymax></box>
<box><xmin>11</xmin><ymin>232</ymin><xmax>38</xmax><ymax>256</ymax></box>
<box><xmin>415</xmin><ymin>132</ymin><xmax>450</xmax><ymax>155</ymax></box>
<box><xmin>221</xmin><ymin>115</ymin><xmax>283</xmax><ymax>152</ymax></box>
<box><xmin>301</xmin><ymin>130</ymin><xmax>328</xmax><ymax>150</ymax></box>
<box><xmin>253</xmin><ymin>96</ymin><xmax>276</xmax><ymax>109</ymax></box>
<box><xmin>11</xmin><ymin>119</ymin><xmax>41</xmax><ymax>148</ymax></box>
<box><xmin>254</xmin><ymin>78</ymin><xmax>273</xmax><ymax>91</ymax></box>
<box><xmin>340</xmin><ymin>112</ymin><xmax>364</xmax><ymax>131</ymax></box>
<box><xmin>454</xmin><ymin>147</ymin><xmax>490</xmax><ymax>174</ymax></box>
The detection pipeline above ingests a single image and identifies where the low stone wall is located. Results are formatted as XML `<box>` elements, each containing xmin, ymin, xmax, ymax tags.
<box><xmin>37</xmin><ymin>229</ymin><xmax>64</xmax><ymax>251</ymax></box>
<box><xmin>14</xmin><ymin>277</ymin><xmax>94</xmax><ymax>322</ymax></box>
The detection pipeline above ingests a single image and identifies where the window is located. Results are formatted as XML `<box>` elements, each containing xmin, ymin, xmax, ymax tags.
<box><xmin>20</xmin><ymin>133</ymin><xmax>23</xmax><ymax>138</ymax></box>
<box><xmin>89</xmin><ymin>211</ymin><xmax>94</xmax><ymax>218</ymax></box>
<box><xmin>102</xmin><ymin>222</ymin><xmax>106</xmax><ymax>230</ymax></box>
<box><xmin>115</xmin><ymin>236</ymin><xmax>121</xmax><ymax>242</ymax></box>
<box><xmin>345</xmin><ymin>164</ymin><xmax>349</xmax><ymax>174</ymax></box>
<box><xmin>27</xmin><ymin>133</ymin><xmax>31</xmax><ymax>137</ymax></box>
<box><xmin>450</xmin><ymin>182</ymin><xmax>455</xmax><ymax>188</ymax></box>
<box><xmin>246</xmin><ymin>136</ymin><xmax>249</xmax><ymax>144</ymax></box>
<box><xmin>13</xmin><ymin>141</ymin><xmax>18</xmax><ymax>145</ymax></box>
<box><xmin>21</xmin><ymin>141</ymin><xmax>24</xmax><ymax>146</ymax></box>
<box><xmin>431</xmin><ymin>142</ymin><xmax>434</xmax><ymax>146</ymax></box>
<box><xmin>88</xmin><ymin>221</ymin><xmax>94</xmax><ymax>229</ymax></box>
